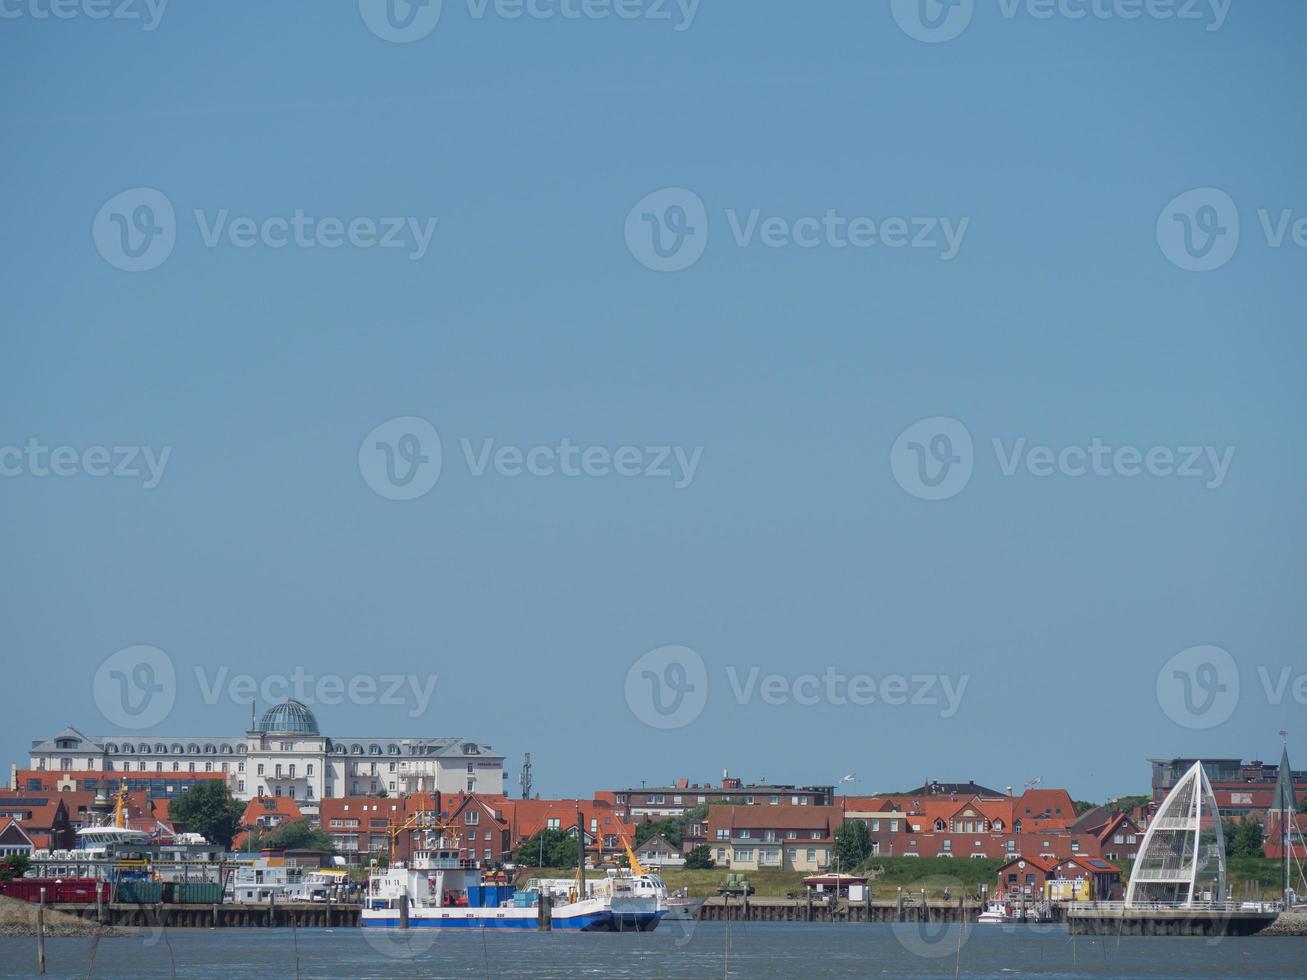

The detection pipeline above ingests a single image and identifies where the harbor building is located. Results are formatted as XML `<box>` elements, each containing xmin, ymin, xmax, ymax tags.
<box><xmin>23</xmin><ymin>699</ymin><xmax>505</xmax><ymax>816</ymax></box>
<box><xmin>601</xmin><ymin>773</ymin><xmax>835</xmax><ymax>820</ymax></box>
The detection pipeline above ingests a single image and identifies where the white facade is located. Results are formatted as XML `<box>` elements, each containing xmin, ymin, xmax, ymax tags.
<box><xmin>27</xmin><ymin>701</ymin><xmax>506</xmax><ymax>815</ymax></box>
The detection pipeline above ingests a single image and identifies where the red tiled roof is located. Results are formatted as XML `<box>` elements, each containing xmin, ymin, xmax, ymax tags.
<box><xmin>707</xmin><ymin>804</ymin><xmax>835</xmax><ymax>839</ymax></box>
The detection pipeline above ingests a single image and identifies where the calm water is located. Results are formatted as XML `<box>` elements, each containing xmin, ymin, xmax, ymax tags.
<box><xmin>2</xmin><ymin>923</ymin><xmax>1302</xmax><ymax>979</ymax></box>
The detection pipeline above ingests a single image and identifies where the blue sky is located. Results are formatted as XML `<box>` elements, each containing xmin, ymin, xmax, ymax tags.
<box><xmin>2</xmin><ymin>0</ymin><xmax>1304</xmax><ymax>802</ymax></box>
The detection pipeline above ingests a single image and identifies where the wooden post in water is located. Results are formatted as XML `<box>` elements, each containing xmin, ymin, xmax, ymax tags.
<box><xmin>399</xmin><ymin>892</ymin><xmax>410</xmax><ymax>929</ymax></box>
<box><xmin>537</xmin><ymin>893</ymin><xmax>552</xmax><ymax>931</ymax></box>
<box><xmin>36</xmin><ymin>887</ymin><xmax>46</xmax><ymax>975</ymax></box>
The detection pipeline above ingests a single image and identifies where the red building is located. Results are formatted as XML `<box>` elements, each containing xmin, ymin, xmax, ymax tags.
<box><xmin>996</xmin><ymin>855</ymin><xmax>1058</xmax><ymax>898</ymax></box>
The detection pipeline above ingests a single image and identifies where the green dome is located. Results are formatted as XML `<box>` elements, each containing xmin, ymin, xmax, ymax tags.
<box><xmin>258</xmin><ymin>700</ymin><xmax>319</xmax><ymax>735</ymax></box>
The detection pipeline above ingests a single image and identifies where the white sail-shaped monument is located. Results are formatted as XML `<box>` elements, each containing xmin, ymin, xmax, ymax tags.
<box><xmin>1126</xmin><ymin>761</ymin><xmax>1226</xmax><ymax>906</ymax></box>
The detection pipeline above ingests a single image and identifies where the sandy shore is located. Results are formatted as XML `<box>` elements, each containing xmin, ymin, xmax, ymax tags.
<box><xmin>0</xmin><ymin>896</ymin><xmax>133</xmax><ymax>938</ymax></box>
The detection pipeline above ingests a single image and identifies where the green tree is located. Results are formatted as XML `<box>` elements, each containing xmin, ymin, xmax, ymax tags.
<box><xmin>683</xmin><ymin>844</ymin><xmax>715</xmax><ymax>870</ymax></box>
<box><xmin>833</xmin><ymin>820</ymin><xmax>872</xmax><ymax>870</ymax></box>
<box><xmin>634</xmin><ymin>804</ymin><xmax>708</xmax><ymax>849</ymax></box>
<box><xmin>514</xmin><ymin>828</ymin><xmax>583</xmax><ymax>868</ymax></box>
<box><xmin>246</xmin><ymin>820</ymin><xmax>335</xmax><ymax>853</ymax></box>
<box><xmin>168</xmin><ymin>781</ymin><xmax>245</xmax><ymax>849</ymax></box>
<box><xmin>1223</xmin><ymin>819</ymin><xmax>1266</xmax><ymax>860</ymax></box>
<box><xmin>0</xmin><ymin>854</ymin><xmax>32</xmax><ymax>881</ymax></box>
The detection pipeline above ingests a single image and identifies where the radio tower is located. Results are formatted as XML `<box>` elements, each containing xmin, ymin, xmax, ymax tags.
<box><xmin>519</xmin><ymin>753</ymin><xmax>533</xmax><ymax>800</ymax></box>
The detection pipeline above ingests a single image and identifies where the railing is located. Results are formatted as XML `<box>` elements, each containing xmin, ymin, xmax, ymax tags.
<box><xmin>1067</xmin><ymin>900</ymin><xmax>1281</xmax><ymax>913</ymax></box>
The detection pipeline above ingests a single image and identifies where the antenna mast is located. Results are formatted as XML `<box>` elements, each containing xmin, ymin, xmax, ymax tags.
<box><xmin>519</xmin><ymin>753</ymin><xmax>533</xmax><ymax>800</ymax></box>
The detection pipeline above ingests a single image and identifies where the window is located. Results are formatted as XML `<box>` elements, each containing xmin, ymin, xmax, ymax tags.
<box><xmin>769</xmin><ymin>795</ymin><xmax>779</xmax><ymax>805</ymax></box>
<box><xmin>716</xmin><ymin>829</ymin><xmax>728</xmax><ymax>841</ymax></box>
<box><xmin>467</xmin><ymin>764</ymin><xmax>475</xmax><ymax>774</ymax></box>
<box><xmin>806</xmin><ymin>849</ymin><xmax>816</xmax><ymax>861</ymax></box>
<box><xmin>889</xmin><ymin>820</ymin><xmax>899</xmax><ymax>832</ymax></box>
<box><xmin>716</xmin><ymin>848</ymin><xmax>727</xmax><ymax>862</ymax></box>
<box><xmin>483</xmin><ymin>849</ymin><xmax>491</xmax><ymax>862</ymax></box>
<box><xmin>547</xmin><ymin>818</ymin><xmax>560</xmax><ymax>830</ymax></box>
<box><xmin>942</xmin><ymin>839</ymin><xmax>952</xmax><ymax>851</ymax></box>
<box><xmin>307</xmin><ymin>764</ymin><xmax>313</xmax><ymax>776</ymax></box>
<box><xmin>744</xmin><ymin>796</ymin><xmax>754</xmax><ymax>805</ymax></box>
<box><xmin>257</xmin><ymin>764</ymin><xmax>265</xmax><ymax>776</ymax></box>
<box><xmin>735</xmin><ymin>848</ymin><xmax>754</xmax><ymax>861</ymax></box>
<box><xmin>871</xmin><ymin>819</ymin><xmax>880</xmax><ymax>832</ymax></box>
<box><xmin>466</xmin><ymin>810</ymin><xmax>480</xmax><ymax>825</ymax></box>
<box><xmin>737</xmin><ymin>829</ymin><xmax>750</xmax><ymax>839</ymax></box>
<box><xmin>1071</xmin><ymin>840</ymin><xmax>1080</xmax><ymax>852</ymax></box>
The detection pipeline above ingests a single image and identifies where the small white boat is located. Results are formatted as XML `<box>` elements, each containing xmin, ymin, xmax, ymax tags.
<box><xmin>977</xmin><ymin>901</ymin><xmax>1012</xmax><ymax>924</ymax></box>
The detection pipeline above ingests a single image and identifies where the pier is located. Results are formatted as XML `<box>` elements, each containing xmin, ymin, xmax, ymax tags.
<box><xmin>49</xmin><ymin>902</ymin><xmax>361</xmax><ymax>929</ymax></box>
<box><xmin>697</xmin><ymin>896</ymin><xmax>1060</xmax><ymax>924</ymax></box>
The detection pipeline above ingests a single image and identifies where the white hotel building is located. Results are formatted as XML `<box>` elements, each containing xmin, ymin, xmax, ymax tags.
<box><xmin>24</xmin><ymin>700</ymin><xmax>505</xmax><ymax>816</ymax></box>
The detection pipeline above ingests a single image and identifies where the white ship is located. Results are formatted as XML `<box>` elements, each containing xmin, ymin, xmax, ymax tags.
<box><xmin>361</xmin><ymin>829</ymin><xmax>664</xmax><ymax>932</ymax></box>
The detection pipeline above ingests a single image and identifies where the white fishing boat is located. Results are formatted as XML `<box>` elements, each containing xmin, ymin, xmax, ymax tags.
<box><xmin>977</xmin><ymin>900</ymin><xmax>1012</xmax><ymax>924</ymax></box>
<box><xmin>361</xmin><ymin>831</ymin><xmax>663</xmax><ymax>932</ymax></box>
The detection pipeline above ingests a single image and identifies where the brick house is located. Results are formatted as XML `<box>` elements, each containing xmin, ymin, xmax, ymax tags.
<box><xmin>705</xmin><ymin>804</ymin><xmax>834</xmax><ymax>872</ymax></box>
<box><xmin>233</xmin><ymin>795</ymin><xmax>304</xmax><ymax>849</ymax></box>
<box><xmin>1048</xmin><ymin>856</ymin><xmax>1122</xmax><ymax>901</ymax></box>
<box><xmin>507</xmin><ymin>799</ymin><xmax>636</xmax><ymax>866</ymax></box>
<box><xmin>319</xmin><ymin>796</ymin><xmax>420</xmax><ymax>863</ymax></box>
<box><xmin>440</xmin><ymin>793</ymin><xmax>513</xmax><ymax>868</ymax></box>
<box><xmin>634</xmin><ymin>833</ymin><xmax>685</xmax><ymax>868</ymax></box>
<box><xmin>0</xmin><ymin>793</ymin><xmax>76</xmax><ymax>850</ymax></box>
<box><xmin>996</xmin><ymin>854</ymin><xmax>1058</xmax><ymax>898</ymax></box>
<box><xmin>601</xmin><ymin>775</ymin><xmax>834</xmax><ymax>821</ymax></box>
<box><xmin>0</xmin><ymin>818</ymin><xmax>36</xmax><ymax>858</ymax></box>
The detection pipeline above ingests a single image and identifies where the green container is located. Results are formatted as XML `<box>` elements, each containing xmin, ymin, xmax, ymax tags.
<box><xmin>117</xmin><ymin>880</ymin><xmax>162</xmax><ymax>903</ymax></box>
<box><xmin>177</xmin><ymin>882</ymin><xmax>223</xmax><ymax>904</ymax></box>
